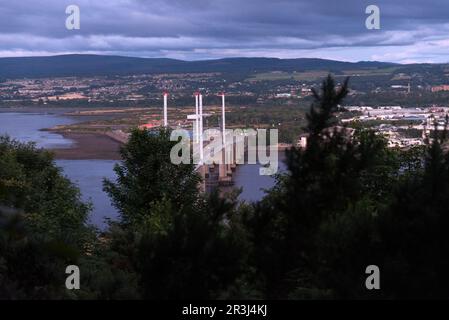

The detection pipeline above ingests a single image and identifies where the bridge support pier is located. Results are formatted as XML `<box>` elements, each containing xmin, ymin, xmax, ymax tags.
<box><xmin>198</xmin><ymin>164</ymin><xmax>207</xmax><ymax>192</ymax></box>
<box><xmin>218</xmin><ymin>147</ymin><xmax>233</xmax><ymax>185</ymax></box>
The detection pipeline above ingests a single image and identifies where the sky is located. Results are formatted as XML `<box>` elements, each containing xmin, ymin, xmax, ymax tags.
<box><xmin>1</xmin><ymin>0</ymin><xmax>449</xmax><ymax>63</ymax></box>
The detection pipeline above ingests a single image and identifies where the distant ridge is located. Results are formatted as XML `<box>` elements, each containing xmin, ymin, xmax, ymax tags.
<box><xmin>0</xmin><ymin>54</ymin><xmax>399</xmax><ymax>79</ymax></box>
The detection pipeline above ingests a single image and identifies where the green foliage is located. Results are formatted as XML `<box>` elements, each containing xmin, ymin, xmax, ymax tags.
<box><xmin>373</xmin><ymin>128</ymin><xmax>449</xmax><ymax>298</ymax></box>
<box><xmin>0</xmin><ymin>137</ymin><xmax>92</xmax><ymax>299</ymax></box>
<box><xmin>4</xmin><ymin>74</ymin><xmax>449</xmax><ymax>300</ymax></box>
<box><xmin>306</xmin><ymin>75</ymin><xmax>349</xmax><ymax>136</ymax></box>
<box><xmin>0</xmin><ymin>136</ymin><xmax>90</xmax><ymax>245</ymax></box>
<box><xmin>104</xmin><ymin>128</ymin><xmax>200</xmax><ymax>226</ymax></box>
<box><xmin>244</xmin><ymin>74</ymin><xmax>449</xmax><ymax>299</ymax></box>
<box><xmin>103</xmin><ymin>128</ymin><xmax>250</xmax><ymax>299</ymax></box>
<box><xmin>134</xmin><ymin>192</ymin><xmax>249</xmax><ymax>299</ymax></box>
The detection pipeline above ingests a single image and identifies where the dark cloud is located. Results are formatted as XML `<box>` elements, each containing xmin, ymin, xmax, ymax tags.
<box><xmin>1</xmin><ymin>0</ymin><xmax>449</xmax><ymax>62</ymax></box>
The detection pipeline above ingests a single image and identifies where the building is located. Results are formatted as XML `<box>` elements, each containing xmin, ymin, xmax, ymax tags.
<box><xmin>275</xmin><ymin>93</ymin><xmax>292</xmax><ymax>98</ymax></box>
<box><xmin>139</xmin><ymin>121</ymin><xmax>160</xmax><ymax>130</ymax></box>
<box><xmin>296</xmin><ymin>126</ymin><xmax>355</xmax><ymax>149</ymax></box>
<box><xmin>431</xmin><ymin>85</ymin><xmax>449</xmax><ymax>92</ymax></box>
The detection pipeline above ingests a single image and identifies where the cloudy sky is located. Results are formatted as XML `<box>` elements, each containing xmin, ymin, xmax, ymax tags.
<box><xmin>1</xmin><ymin>0</ymin><xmax>449</xmax><ymax>63</ymax></box>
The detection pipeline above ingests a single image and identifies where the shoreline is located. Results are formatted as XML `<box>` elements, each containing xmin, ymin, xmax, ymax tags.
<box><xmin>49</xmin><ymin>130</ymin><xmax>293</xmax><ymax>161</ymax></box>
<box><xmin>50</xmin><ymin>132</ymin><xmax>122</xmax><ymax>160</ymax></box>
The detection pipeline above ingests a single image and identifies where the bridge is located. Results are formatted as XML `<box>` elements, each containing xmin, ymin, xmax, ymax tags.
<box><xmin>186</xmin><ymin>92</ymin><xmax>244</xmax><ymax>191</ymax></box>
<box><xmin>108</xmin><ymin>92</ymin><xmax>247</xmax><ymax>192</ymax></box>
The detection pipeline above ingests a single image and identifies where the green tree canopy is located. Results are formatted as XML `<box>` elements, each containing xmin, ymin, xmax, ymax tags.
<box><xmin>0</xmin><ymin>136</ymin><xmax>91</xmax><ymax>299</ymax></box>
<box><xmin>103</xmin><ymin>128</ymin><xmax>249</xmax><ymax>299</ymax></box>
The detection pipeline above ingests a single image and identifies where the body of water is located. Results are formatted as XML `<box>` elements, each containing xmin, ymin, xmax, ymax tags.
<box><xmin>233</xmin><ymin>154</ymin><xmax>287</xmax><ymax>202</ymax></box>
<box><xmin>0</xmin><ymin>111</ymin><xmax>286</xmax><ymax>229</ymax></box>
<box><xmin>0</xmin><ymin>112</ymin><xmax>75</xmax><ymax>149</ymax></box>
<box><xmin>55</xmin><ymin>159</ymin><xmax>119</xmax><ymax>229</ymax></box>
<box><xmin>0</xmin><ymin>112</ymin><xmax>118</xmax><ymax>229</ymax></box>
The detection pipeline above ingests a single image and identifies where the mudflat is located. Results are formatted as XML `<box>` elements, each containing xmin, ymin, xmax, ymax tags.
<box><xmin>50</xmin><ymin>132</ymin><xmax>122</xmax><ymax>160</ymax></box>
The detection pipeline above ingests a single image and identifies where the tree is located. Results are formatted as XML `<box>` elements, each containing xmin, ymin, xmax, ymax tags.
<box><xmin>374</xmin><ymin>123</ymin><xmax>449</xmax><ymax>298</ymax></box>
<box><xmin>0</xmin><ymin>136</ymin><xmax>91</xmax><ymax>299</ymax></box>
<box><xmin>245</xmin><ymin>75</ymin><xmax>400</xmax><ymax>298</ymax></box>
<box><xmin>103</xmin><ymin>128</ymin><xmax>200</xmax><ymax>226</ymax></box>
<box><xmin>135</xmin><ymin>190</ymin><xmax>250</xmax><ymax>299</ymax></box>
<box><xmin>103</xmin><ymin>128</ymin><xmax>249</xmax><ymax>299</ymax></box>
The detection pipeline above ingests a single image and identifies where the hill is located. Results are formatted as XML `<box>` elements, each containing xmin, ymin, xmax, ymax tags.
<box><xmin>0</xmin><ymin>54</ymin><xmax>398</xmax><ymax>79</ymax></box>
